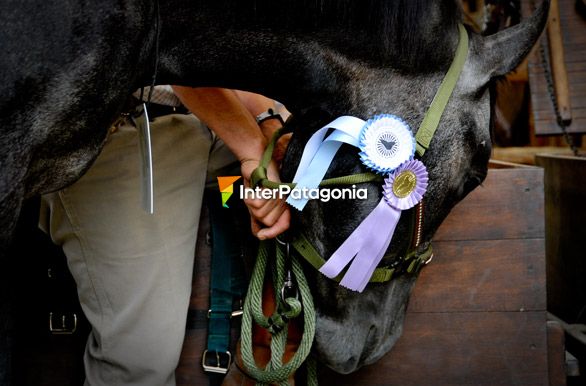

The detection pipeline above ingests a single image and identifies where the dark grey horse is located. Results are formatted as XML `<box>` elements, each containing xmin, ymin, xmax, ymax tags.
<box><xmin>0</xmin><ymin>0</ymin><xmax>549</xmax><ymax>382</ymax></box>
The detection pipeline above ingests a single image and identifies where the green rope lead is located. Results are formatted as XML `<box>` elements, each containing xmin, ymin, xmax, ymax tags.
<box><xmin>240</xmin><ymin>240</ymin><xmax>317</xmax><ymax>385</ymax></box>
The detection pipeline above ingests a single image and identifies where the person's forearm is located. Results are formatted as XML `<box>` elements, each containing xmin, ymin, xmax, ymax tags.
<box><xmin>232</xmin><ymin>90</ymin><xmax>276</xmax><ymax>117</ymax></box>
<box><xmin>172</xmin><ymin>86</ymin><xmax>266</xmax><ymax>163</ymax></box>
<box><xmin>233</xmin><ymin>90</ymin><xmax>286</xmax><ymax>141</ymax></box>
<box><xmin>172</xmin><ymin>86</ymin><xmax>290</xmax><ymax>239</ymax></box>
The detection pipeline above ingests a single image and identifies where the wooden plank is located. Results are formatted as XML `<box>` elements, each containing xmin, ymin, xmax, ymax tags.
<box><xmin>531</xmin><ymin>82</ymin><xmax>586</xmax><ymax>109</ymax></box>
<box><xmin>317</xmin><ymin>164</ymin><xmax>548</xmax><ymax>385</ymax></box>
<box><xmin>546</xmin><ymin>321</ymin><xmax>567</xmax><ymax>386</ymax></box>
<box><xmin>319</xmin><ymin>311</ymin><xmax>548</xmax><ymax>386</ymax></box>
<box><xmin>409</xmin><ymin>238</ymin><xmax>546</xmax><ymax>313</ymax></box>
<box><xmin>535</xmin><ymin>154</ymin><xmax>586</xmax><ymax>324</ymax></box>
<box><xmin>526</xmin><ymin>0</ymin><xmax>586</xmax><ymax>135</ymax></box>
<box><xmin>546</xmin><ymin>0</ymin><xmax>572</xmax><ymax>123</ymax></box>
<box><xmin>530</xmin><ymin>61</ymin><xmax>586</xmax><ymax>74</ymax></box>
<box><xmin>434</xmin><ymin>167</ymin><xmax>544</xmax><ymax>242</ymax></box>
<box><xmin>491</xmin><ymin>147</ymin><xmax>570</xmax><ymax>165</ymax></box>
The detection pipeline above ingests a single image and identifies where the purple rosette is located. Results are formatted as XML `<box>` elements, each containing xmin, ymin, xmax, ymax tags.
<box><xmin>319</xmin><ymin>158</ymin><xmax>428</xmax><ymax>292</ymax></box>
<box><xmin>383</xmin><ymin>159</ymin><xmax>428</xmax><ymax>210</ymax></box>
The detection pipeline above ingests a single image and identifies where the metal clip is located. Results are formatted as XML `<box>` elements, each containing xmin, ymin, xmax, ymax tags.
<box><xmin>276</xmin><ymin>237</ymin><xmax>298</xmax><ymax>303</ymax></box>
<box><xmin>49</xmin><ymin>312</ymin><xmax>77</xmax><ymax>335</ymax></box>
<box><xmin>132</xmin><ymin>103</ymin><xmax>154</xmax><ymax>214</ymax></box>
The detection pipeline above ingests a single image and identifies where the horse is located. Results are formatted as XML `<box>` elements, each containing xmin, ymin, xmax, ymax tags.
<box><xmin>0</xmin><ymin>0</ymin><xmax>549</xmax><ymax>383</ymax></box>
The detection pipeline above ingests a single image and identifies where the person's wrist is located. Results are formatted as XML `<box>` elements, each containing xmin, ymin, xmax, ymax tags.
<box><xmin>235</xmin><ymin>134</ymin><xmax>266</xmax><ymax>164</ymax></box>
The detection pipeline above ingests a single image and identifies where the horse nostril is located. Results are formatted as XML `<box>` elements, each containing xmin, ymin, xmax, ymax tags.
<box><xmin>360</xmin><ymin>325</ymin><xmax>379</xmax><ymax>361</ymax></box>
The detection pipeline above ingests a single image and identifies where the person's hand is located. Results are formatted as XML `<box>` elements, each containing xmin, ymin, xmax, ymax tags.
<box><xmin>240</xmin><ymin>159</ymin><xmax>290</xmax><ymax>240</ymax></box>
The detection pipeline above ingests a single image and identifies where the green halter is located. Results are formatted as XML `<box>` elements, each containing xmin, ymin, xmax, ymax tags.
<box><xmin>249</xmin><ymin>25</ymin><xmax>468</xmax><ymax>286</ymax></box>
<box><xmin>239</xmin><ymin>24</ymin><xmax>470</xmax><ymax>386</ymax></box>
<box><xmin>416</xmin><ymin>23</ymin><xmax>469</xmax><ymax>156</ymax></box>
<box><xmin>251</xmin><ymin>23</ymin><xmax>469</xmax><ymax>187</ymax></box>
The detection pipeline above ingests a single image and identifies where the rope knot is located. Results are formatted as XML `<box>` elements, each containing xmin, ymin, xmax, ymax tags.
<box><xmin>281</xmin><ymin>297</ymin><xmax>302</xmax><ymax>319</ymax></box>
<box><xmin>250</xmin><ymin>166</ymin><xmax>268</xmax><ymax>188</ymax></box>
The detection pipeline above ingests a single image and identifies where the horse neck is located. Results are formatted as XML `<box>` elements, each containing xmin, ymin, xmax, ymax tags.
<box><xmin>154</xmin><ymin>0</ymin><xmax>461</xmax><ymax>111</ymax></box>
<box><xmin>154</xmin><ymin>17</ymin><xmax>341</xmax><ymax>109</ymax></box>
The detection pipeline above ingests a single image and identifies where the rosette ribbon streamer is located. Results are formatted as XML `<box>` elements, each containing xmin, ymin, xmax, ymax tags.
<box><xmin>286</xmin><ymin>116</ymin><xmax>365</xmax><ymax>210</ymax></box>
<box><xmin>319</xmin><ymin>159</ymin><xmax>428</xmax><ymax>292</ymax></box>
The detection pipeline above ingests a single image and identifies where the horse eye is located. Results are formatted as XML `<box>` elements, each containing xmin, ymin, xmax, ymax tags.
<box><xmin>462</xmin><ymin>173</ymin><xmax>484</xmax><ymax>196</ymax></box>
<box><xmin>462</xmin><ymin>177</ymin><xmax>482</xmax><ymax>195</ymax></box>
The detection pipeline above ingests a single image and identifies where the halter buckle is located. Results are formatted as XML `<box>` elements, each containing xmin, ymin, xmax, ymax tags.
<box><xmin>202</xmin><ymin>350</ymin><xmax>232</xmax><ymax>374</ymax></box>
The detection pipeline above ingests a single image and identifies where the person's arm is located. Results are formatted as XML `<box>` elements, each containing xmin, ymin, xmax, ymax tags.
<box><xmin>172</xmin><ymin>86</ymin><xmax>290</xmax><ymax>240</ymax></box>
<box><xmin>233</xmin><ymin>90</ymin><xmax>291</xmax><ymax>164</ymax></box>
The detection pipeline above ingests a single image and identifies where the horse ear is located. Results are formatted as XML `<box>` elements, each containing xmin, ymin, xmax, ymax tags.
<box><xmin>475</xmin><ymin>0</ymin><xmax>550</xmax><ymax>80</ymax></box>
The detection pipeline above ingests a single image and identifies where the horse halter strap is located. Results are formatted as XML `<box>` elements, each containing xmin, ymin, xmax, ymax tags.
<box><xmin>415</xmin><ymin>23</ymin><xmax>469</xmax><ymax>156</ymax></box>
<box><xmin>250</xmin><ymin>126</ymin><xmax>383</xmax><ymax>189</ymax></box>
<box><xmin>250</xmin><ymin>23</ymin><xmax>469</xmax><ymax>287</ymax></box>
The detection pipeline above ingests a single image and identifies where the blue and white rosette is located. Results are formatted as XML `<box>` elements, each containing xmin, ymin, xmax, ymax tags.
<box><xmin>359</xmin><ymin>114</ymin><xmax>415</xmax><ymax>175</ymax></box>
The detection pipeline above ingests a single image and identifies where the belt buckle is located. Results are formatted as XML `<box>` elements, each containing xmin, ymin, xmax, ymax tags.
<box><xmin>201</xmin><ymin>350</ymin><xmax>232</xmax><ymax>374</ymax></box>
<box><xmin>48</xmin><ymin>312</ymin><xmax>78</xmax><ymax>335</ymax></box>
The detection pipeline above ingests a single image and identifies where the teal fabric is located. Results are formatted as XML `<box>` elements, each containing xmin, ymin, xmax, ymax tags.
<box><xmin>206</xmin><ymin>188</ymin><xmax>247</xmax><ymax>378</ymax></box>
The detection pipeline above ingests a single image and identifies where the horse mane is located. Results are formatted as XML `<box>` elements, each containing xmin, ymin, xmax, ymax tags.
<box><xmin>201</xmin><ymin>0</ymin><xmax>462</xmax><ymax>71</ymax></box>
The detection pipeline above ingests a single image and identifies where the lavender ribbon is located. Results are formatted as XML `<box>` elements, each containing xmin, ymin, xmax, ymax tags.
<box><xmin>319</xmin><ymin>159</ymin><xmax>429</xmax><ymax>292</ymax></box>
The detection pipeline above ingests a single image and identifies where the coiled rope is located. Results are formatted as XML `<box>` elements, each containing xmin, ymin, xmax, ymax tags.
<box><xmin>240</xmin><ymin>239</ymin><xmax>318</xmax><ymax>386</ymax></box>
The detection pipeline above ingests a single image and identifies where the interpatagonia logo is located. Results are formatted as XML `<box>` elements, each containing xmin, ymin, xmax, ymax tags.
<box><xmin>239</xmin><ymin>185</ymin><xmax>368</xmax><ymax>202</ymax></box>
<box><xmin>217</xmin><ymin>176</ymin><xmax>241</xmax><ymax>208</ymax></box>
<box><xmin>218</xmin><ymin>176</ymin><xmax>369</xmax><ymax>208</ymax></box>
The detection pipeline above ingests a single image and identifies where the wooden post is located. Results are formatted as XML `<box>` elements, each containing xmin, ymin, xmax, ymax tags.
<box><xmin>547</xmin><ymin>0</ymin><xmax>572</xmax><ymax>124</ymax></box>
<box><xmin>535</xmin><ymin>153</ymin><xmax>586</xmax><ymax>324</ymax></box>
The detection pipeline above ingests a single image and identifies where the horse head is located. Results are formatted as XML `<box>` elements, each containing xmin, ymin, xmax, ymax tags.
<box><xmin>275</xmin><ymin>1</ymin><xmax>550</xmax><ymax>374</ymax></box>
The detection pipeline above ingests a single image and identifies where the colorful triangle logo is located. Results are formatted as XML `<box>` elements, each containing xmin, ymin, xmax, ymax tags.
<box><xmin>217</xmin><ymin>176</ymin><xmax>241</xmax><ymax>208</ymax></box>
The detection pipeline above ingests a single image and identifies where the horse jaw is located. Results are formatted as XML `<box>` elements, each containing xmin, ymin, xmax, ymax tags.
<box><xmin>312</xmin><ymin>276</ymin><xmax>417</xmax><ymax>374</ymax></box>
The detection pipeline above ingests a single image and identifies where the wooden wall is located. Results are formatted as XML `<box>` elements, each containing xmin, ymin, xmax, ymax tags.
<box><xmin>319</xmin><ymin>166</ymin><xmax>551</xmax><ymax>385</ymax></box>
<box><xmin>527</xmin><ymin>0</ymin><xmax>586</xmax><ymax>136</ymax></box>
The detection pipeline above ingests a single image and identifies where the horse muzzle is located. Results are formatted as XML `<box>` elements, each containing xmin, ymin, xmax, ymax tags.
<box><xmin>313</xmin><ymin>313</ymin><xmax>394</xmax><ymax>374</ymax></box>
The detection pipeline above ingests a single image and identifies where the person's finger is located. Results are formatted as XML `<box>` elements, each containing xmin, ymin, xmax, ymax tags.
<box><xmin>256</xmin><ymin>209</ymin><xmax>290</xmax><ymax>240</ymax></box>
<box><xmin>250</xmin><ymin>217</ymin><xmax>263</xmax><ymax>238</ymax></box>
<box><xmin>243</xmin><ymin>197</ymin><xmax>264</xmax><ymax>210</ymax></box>
<box><xmin>273</xmin><ymin>133</ymin><xmax>292</xmax><ymax>164</ymax></box>
<box><xmin>255</xmin><ymin>200</ymin><xmax>288</xmax><ymax>227</ymax></box>
<box><xmin>247</xmin><ymin>197</ymin><xmax>284</xmax><ymax>222</ymax></box>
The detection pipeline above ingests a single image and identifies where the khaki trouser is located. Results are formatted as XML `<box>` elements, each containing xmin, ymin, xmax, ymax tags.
<box><xmin>40</xmin><ymin>114</ymin><xmax>238</xmax><ymax>386</ymax></box>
